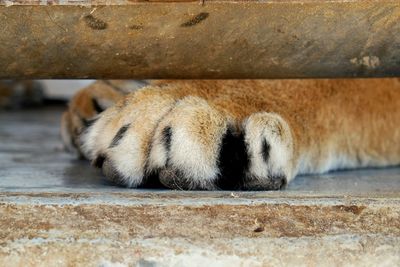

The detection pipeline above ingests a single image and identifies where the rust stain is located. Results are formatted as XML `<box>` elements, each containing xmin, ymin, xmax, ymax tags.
<box><xmin>129</xmin><ymin>24</ymin><xmax>143</xmax><ymax>30</ymax></box>
<box><xmin>334</xmin><ymin>205</ymin><xmax>366</xmax><ymax>215</ymax></box>
<box><xmin>84</xmin><ymin>14</ymin><xmax>107</xmax><ymax>30</ymax></box>
<box><xmin>253</xmin><ymin>226</ymin><xmax>265</xmax><ymax>233</ymax></box>
<box><xmin>181</xmin><ymin>12</ymin><xmax>209</xmax><ymax>27</ymax></box>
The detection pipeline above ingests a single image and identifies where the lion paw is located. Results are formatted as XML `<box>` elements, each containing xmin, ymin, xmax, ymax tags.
<box><xmin>79</xmin><ymin>88</ymin><xmax>294</xmax><ymax>190</ymax></box>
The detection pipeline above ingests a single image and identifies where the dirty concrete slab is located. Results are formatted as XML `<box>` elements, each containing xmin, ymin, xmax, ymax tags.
<box><xmin>0</xmin><ymin>106</ymin><xmax>400</xmax><ymax>266</ymax></box>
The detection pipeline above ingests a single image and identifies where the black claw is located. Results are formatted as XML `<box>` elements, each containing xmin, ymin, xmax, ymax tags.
<box><xmin>267</xmin><ymin>174</ymin><xmax>287</xmax><ymax>190</ymax></box>
<box><xmin>81</xmin><ymin>117</ymin><xmax>98</xmax><ymax>128</ymax></box>
<box><xmin>93</xmin><ymin>154</ymin><xmax>106</xmax><ymax>168</ymax></box>
<box><xmin>277</xmin><ymin>175</ymin><xmax>288</xmax><ymax>189</ymax></box>
<box><xmin>243</xmin><ymin>174</ymin><xmax>287</xmax><ymax>191</ymax></box>
<box><xmin>92</xmin><ymin>98</ymin><xmax>105</xmax><ymax>113</ymax></box>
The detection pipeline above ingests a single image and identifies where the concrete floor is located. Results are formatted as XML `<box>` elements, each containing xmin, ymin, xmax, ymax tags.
<box><xmin>1</xmin><ymin>106</ymin><xmax>400</xmax><ymax>266</ymax></box>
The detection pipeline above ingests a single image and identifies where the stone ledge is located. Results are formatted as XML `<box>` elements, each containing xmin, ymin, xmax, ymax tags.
<box><xmin>1</xmin><ymin>195</ymin><xmax>399</xmax><ymax>240</ymax></box>
<box><xmin>2</xmin><ymin>235</ymin><xmax>400</xmax><ymax>267</ymax></box>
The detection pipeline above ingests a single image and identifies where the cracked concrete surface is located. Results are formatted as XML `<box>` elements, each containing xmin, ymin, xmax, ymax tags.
<box><xmin>0</xmin><ymin>106</ymin><xmax>399</xmax><ymax>266</ymax></box>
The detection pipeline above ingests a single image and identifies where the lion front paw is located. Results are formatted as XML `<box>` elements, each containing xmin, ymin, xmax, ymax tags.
<box><xmin>79</xmin><ymin>86</ymin><xmax>295</xmax><ymax>190</ymax></box>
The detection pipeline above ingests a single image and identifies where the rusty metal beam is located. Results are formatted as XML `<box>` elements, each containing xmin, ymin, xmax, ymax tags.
<box><xmin>0</xmin><ymin>1</ymin><xmax>399</xmax><ymax>79</ymax></box>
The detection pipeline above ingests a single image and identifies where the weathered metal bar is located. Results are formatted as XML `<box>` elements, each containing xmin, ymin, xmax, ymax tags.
<box><xmin>0</xmin><ymin>0</ymin><xmax>399</xmax><ymax>79</ymax></box>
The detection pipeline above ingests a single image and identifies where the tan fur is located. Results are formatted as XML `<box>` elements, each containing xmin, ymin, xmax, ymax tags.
<box><xmin>61</xmin><ymin>79</ymin><xmax>400</xmax><ymax>190</ymax></box>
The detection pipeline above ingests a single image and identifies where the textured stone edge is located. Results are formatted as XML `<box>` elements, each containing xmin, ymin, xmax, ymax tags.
<box><xmin>1</xmin><ymin>235</ymin><xmax>400</xmax><ymax>267</ymax></box>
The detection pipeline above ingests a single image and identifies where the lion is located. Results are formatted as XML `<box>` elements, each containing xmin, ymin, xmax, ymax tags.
<box><xmin>61</xmin><ymin>79</ymin><xmax>400</xmax><ymax>190</ymax></box>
